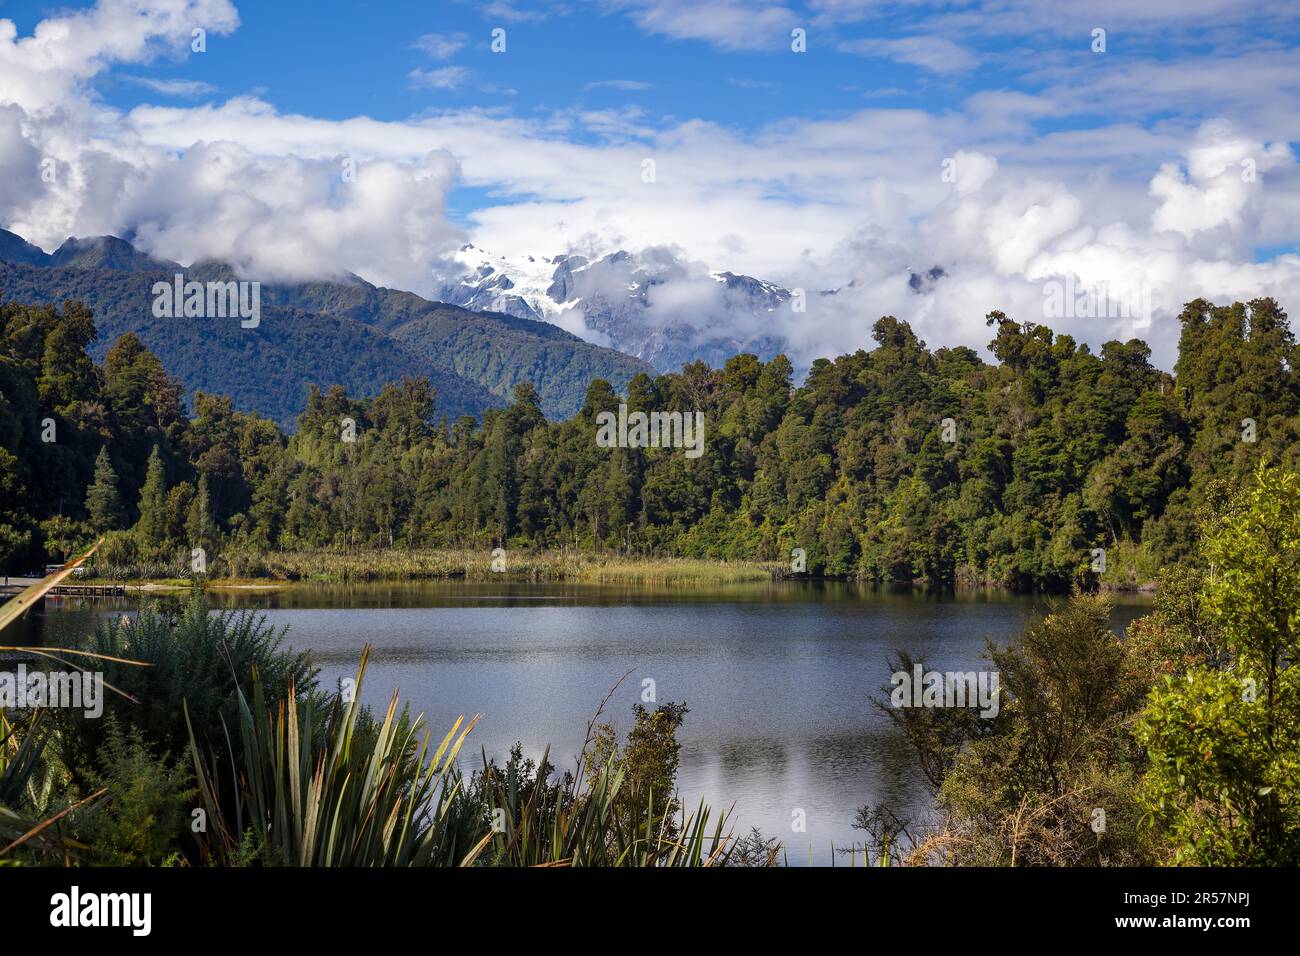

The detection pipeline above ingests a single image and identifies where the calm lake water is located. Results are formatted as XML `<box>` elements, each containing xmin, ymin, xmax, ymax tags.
<box><xmin>27</xmin><ymin>581</ymin><xmax>1152</xmax><ymax>865</ymax></box>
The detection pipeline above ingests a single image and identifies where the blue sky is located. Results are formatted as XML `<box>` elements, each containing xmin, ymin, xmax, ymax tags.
<box><xmin>27</xmin><ymin>0</ymin><xmax>1005</xmax><ymax>126</ymax></box>
<box><xmin>1</xmin><ymin>0</ymin><xmax>1299</xmax><ymax>367</ymax></box>
<box><xmin>15</xmin><ymin>0</ymin><xmax>1284</xmax><ymax>150</ymax></box>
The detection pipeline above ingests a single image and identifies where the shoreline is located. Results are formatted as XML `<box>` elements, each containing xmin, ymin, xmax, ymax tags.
<box><xmin>71</xmin><ymin>549</ymin><xmax>1158</xmax><ymax>594</ymax></box>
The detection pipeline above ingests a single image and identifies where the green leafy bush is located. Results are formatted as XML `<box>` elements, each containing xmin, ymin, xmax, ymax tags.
<box><xmin>56</xmin><ymin>595</ymin><xmax>315</xmax><ymax>785</ymax></box>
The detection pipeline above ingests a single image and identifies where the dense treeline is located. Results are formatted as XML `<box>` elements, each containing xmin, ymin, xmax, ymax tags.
<box><xmin>2</xmin><ymin>294</ymin><xmax>1298</xmax><ymax>588</ymax></box>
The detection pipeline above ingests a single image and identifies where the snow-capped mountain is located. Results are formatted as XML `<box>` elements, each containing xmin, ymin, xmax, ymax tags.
<box><xmin>433</xmin><ymin>244</ymin><xmax>793</xmax><ymax>373</ymax></box>
<box><xmin>432</xmin><ymin>244</ymin><xmax>568</xmax><ymax>323</ymax></box>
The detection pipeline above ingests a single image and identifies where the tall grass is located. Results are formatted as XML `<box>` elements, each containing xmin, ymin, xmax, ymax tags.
<box><xmin>187</xmin><ymin>648</ymin><xmax>485</xmax><ymax>866</ymax></box>
<box><xmin>184</xmin><ymin>648</ymin><xmax>738</xmax><ymax>866</ymax></box>
<box><xmin>466</xmin><ymin>743</ymin><xmax>734</xmax><ymax>867</ymax></box>
<box><xmin>55</xmin><ymin>596</ymin><xmax>314</xmax><ymax>790</ymax></box>
<box><xmin>85</xmin><ymin>546</ymin><xmax>780</xmax><ymax>586</ymax></box>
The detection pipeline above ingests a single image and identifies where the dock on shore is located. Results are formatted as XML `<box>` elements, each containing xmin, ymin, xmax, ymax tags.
<box><xmin>0</xmin><ymin>576</ymin><xmax>126</xmax><ymax>597</ymax></box>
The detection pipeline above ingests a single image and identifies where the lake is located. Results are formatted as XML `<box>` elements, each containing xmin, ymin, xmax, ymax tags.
<box><xmin>25</xmin><ymin>581</ymin><xmax>1152</xmax><ymax>865</ymax></box>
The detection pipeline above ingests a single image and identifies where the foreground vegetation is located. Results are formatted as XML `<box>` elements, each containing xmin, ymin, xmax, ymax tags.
<box><xmin>1</xmin><ymin>595</ymin><xmax>738</xmax><ymax>866</ymax></box>
<box><xmin>3</xmin><ymin>295</ymin><xmax>1298</xmax><ymax>590</ymax></box>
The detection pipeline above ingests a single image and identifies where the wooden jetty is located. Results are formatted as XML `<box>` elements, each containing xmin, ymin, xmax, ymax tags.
<box><xmin>0</xmin><ymin>577</ymin><xmax>125</xmax><ymax>597</ymax></box>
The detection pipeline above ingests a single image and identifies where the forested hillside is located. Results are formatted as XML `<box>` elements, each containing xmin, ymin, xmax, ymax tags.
<box><xmin>0</xmin><ymin>259</ymin><xmax>501</xmax><ymax>428</ymax></box>
<box><xmin>0</xmin><ymin>229</ymin><xmax>655</xmax><ymax>424</ymax></box>
<box><xmin>247</xmin><ymin>270</ymin><xmax>655</xmax><ymax>421</ymax></box>
<box><xmin>1</xmin><ymin>293</ymin><xmax>1297</xmax><ymax>589</ymax></box>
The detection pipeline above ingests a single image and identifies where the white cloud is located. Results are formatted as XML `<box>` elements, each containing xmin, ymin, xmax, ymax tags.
<box><xmin>584</xmin><ymin>79</ymin><xmax>653</xmax><ymax>91</ymax></box>
<box><xmin>471</xmin><ymin>1</ymin><xmax>555</xmax><ymax>23</ymax></box>
<box><xmin>0</xmin><ymin>0</ymin><xmax>238</xmax><ymax>114</ymax></box>
<box><xmin>124</xmin><ymin>142</ymin><xmax>464</xmax><ymax>289</ymax></box>
<box><xmin>112</xmin><ymin>92</ymin><xmax>1300</xmax><ymax>370</ymax></box>
<box><xmin>121</xmin><ymin>75</ymin><xmax>218</xmax><ymax>96</ymax></box>
<box><xmin>841</xmin><ymin>35</ymin><xmax>980</xmax><ymax>73</ymax></box>
<box><xmin>603</xmin><ymin>0</ymin><xmax>799</xmax><ymax>51</ymax></box>
<box><xmin>1150</xmin><ymin>122</ymin><xmax>1294</xmax><ymax>240</ymax></box>
<box><xmin>413</xmin><ymin>32</ymin><xmax>467</xmax><ymax>60</ymax></box>
<box><xmin>408</xmin><ymin>66</ymin><xmax>471</xmax><ymax>90</ymax></box>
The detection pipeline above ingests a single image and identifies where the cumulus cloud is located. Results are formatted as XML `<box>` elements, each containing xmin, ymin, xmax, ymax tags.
<box><xmin>1150</xmin><ymin>122</ymin><xmax>1293</xmax><ymax>240</ymax></box>
<box><xmin>797</xmin><ymin>131</ymin><xmax>1300</xmax><ymax>370</ymax></box>
<box><xmin>124</xmin><ymin>142</ymin><xmax>463</xmax><ymax>289</ymax></box>
<box><xmin>0</xmin><ymin>0</ymin><xmax>238</xmax><ymax>114</ymax></box>
<box><xmin>118</xmin><ymin>90</ymin><xmax>1300</xmax><ymax>370</ymax></box>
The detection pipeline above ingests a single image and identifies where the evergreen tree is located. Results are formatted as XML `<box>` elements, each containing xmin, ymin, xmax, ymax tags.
<box><xmin>186</xmin><ymin>471</ymin><xmax>216</xmax><ymax>549</ymax></box>
<box><xmin>135</xmin><ymin>445</ymin><xmax>169</xmax><ymax>551</ymax></box>
<box><xmin>85</xmin><ymin>447</ymin><xmax>126</xmax><ymax>532</ymax></box>
<box><xmin>5</xmin><ymin>292</ymin><xmax>1300</xmax><ymax>587</ymax></box>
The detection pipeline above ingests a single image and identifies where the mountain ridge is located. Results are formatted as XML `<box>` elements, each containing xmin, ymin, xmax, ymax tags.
<box><xmin>433</xmin><ymin>244</ymin><xmax>795</xmax><ymax>373</ymax></box>
<box><xmin>0</xmin><ymin>230</ymin><xmax>654</xmax><ymax>425</ymax></box>
<box><xmin>433</xmin><ymin>243</ymin><xmax>950</xmax><ymax>375</ymax></box>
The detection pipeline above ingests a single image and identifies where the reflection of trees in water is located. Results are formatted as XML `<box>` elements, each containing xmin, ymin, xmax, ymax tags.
<box><xmin>9</xmin><ymin>599</ymin><xmax>106</xmax><ymax>649</ymax></box>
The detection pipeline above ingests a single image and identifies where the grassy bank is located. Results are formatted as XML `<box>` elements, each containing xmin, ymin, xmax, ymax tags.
<box><xmin>78</xmin><ymin>534</ymin><xmax>1160</xmax><ymax>591</ymax></box>
<box><xmin>82</xmin><ymin>546</ymin><xmax>1160</xmax><ymax>591</ymax></box>
<box><xmin>84</xmin><ymin>546</ymin><xmax>783</xmax><ymax>587</ymax></box>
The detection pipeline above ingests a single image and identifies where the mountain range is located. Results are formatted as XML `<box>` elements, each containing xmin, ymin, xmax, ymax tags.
<box><xmin>0</xmin><ymin>229</ymin><xmax>653</xmax><ymax>428</ymax></box>
<box><xmin>433</xmin><ymin>244</ymin><xmax>795</xmax><ymax>373</ymax></box>
<box><xmin>434</xmin><ymin>243</ymin><xmax>949</xmax><ymax>374</ymax></box>
<box><xmin>1</xmin><ymin>227</ymin><xmax>950</xmax><ymax>428</ymax></box>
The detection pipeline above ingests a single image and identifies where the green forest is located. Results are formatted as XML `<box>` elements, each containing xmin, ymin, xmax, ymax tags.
<box><xmin>2</xmin><ymin>293</ymin><xmax>1298</xmax><ymax>589</ymax></box>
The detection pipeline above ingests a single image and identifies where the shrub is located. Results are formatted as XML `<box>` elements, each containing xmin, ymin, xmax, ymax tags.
<box><xmin>56</xmin><ymin>594</ymin><xmax>315</xmax><ymax>784</ymax></box>
<box><xmin>73</xmin><ymin>721</ymin><xmax>194</xmax><ymax>866</ymax></box>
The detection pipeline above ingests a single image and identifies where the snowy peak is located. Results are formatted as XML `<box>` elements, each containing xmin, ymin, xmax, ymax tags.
<box><xmin>434</xmin><ymin>243</ymin><xmax>575</xmax><ymax>322</ymax></box>
<box><xmin>432</xmin><ymin>245</ymin><xmax>798</xmax><ymax>372</ymax></box>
